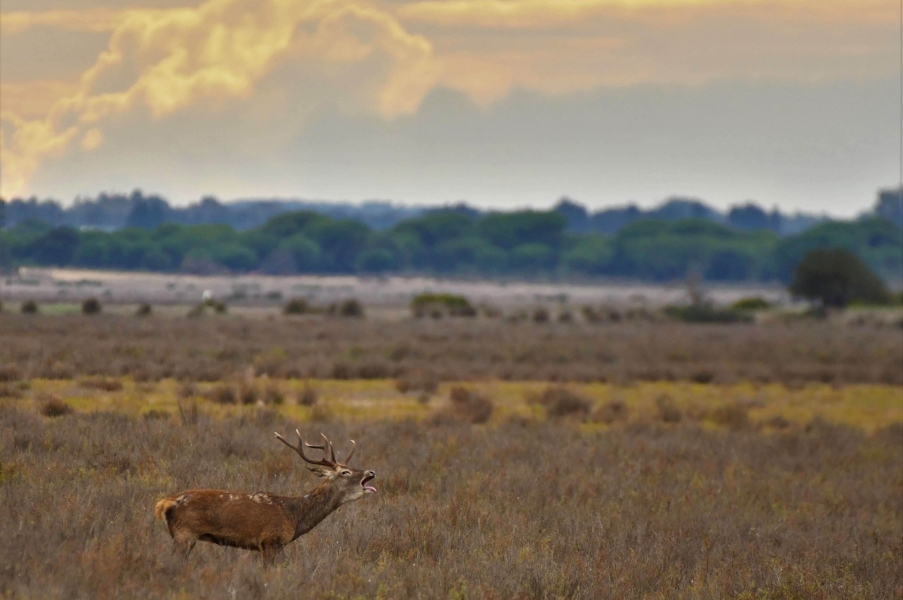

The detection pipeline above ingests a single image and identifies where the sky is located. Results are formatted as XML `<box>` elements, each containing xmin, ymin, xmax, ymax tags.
<box><xmin>0</xmin><ymin>0</ymin><xmax>900</xmax><ymax>216</ymax></box>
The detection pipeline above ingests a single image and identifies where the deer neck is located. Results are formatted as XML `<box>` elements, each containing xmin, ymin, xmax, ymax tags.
<box><xmin>288</xmin><ymin>482</ymin><xmax>346</xmax><ymax>540</ymax></box>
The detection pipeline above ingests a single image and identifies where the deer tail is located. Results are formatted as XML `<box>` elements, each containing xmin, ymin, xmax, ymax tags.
<box><xmin>155</xmin><ymin>497</ymin><xmax>177</xmax><ymax>523</ymax></box>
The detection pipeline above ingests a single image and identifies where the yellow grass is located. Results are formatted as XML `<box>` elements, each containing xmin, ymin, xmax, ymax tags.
<box><xmin>17</xmin><ymin>378</ymin><xmax>903</xmax><ymax>432</ymax></box>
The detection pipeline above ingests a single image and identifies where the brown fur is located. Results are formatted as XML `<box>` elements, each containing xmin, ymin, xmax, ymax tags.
<box><xmin>155</xmin><ymin>433</ymin><xmax>376</xmax><ymax>565</ymax></box>
<box><xmin>155</xmin><ymin>497</ymin><xmax>177</xmax><ymax>523</ymax></box>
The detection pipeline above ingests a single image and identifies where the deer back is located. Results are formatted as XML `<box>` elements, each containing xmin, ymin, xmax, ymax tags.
<box><xmin>158</xmin><ymin>489</ymin><xmax>297</xmax><ymax>549</ymax></box>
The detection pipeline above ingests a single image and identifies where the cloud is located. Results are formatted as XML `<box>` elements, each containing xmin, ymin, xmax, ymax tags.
<box><xmin>1</xmin><ymin>0</ymin><xmax>437</xmax><ymax>196</ymax></box>
<box><xmin>1</xmin><ymin>0</ymin><xmax>898</xmax><ymax>199</ymax></box>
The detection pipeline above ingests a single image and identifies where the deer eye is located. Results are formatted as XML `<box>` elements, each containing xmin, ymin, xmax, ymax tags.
<box><xmin>341</xmin><ymin>470</ymin><xmax>352</xmax><ymax>476</ymax></box>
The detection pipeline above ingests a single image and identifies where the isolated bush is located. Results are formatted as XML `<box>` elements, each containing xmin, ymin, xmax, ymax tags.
<box><xmin>448</xmin><ymin>387</ymin><xmax>493</xmax><ymax>424</ymax></box>
<box><xmin>0</xmin><ymin>365</ymin><xmax>19</xmax><ymax>383</ymax></box>
<box><xmin>356</xmin><ymin>362</ymin><xmax>392</xmax><ymax>379</ymax></box>
<box><xmin>78</xmin><ymin>377</ymin><xmax>123</xmax><ymax>392</ymax></box>
<box><xmin>592</xmin><ymin>400</ymin><xmax>629</xmax><ymax>424</ymax></box>
<box><xmin>691</xmin><ymin>370</ymin><xmax>715</xmax><ymax>384</ymax></box>
<box><xmin>20</xmin><ymin>300</ymin><xmax>38</xmax><ymax>314</ymax></box>
<box><xmin>207</xmin><ymin>384</ymin><xmax>237</xmax><ymax>404</ymax></box>
<box><xmin>396</xmin><ymin>373</ymin><xmax>439</xmax><ymax>396</ymax></box>
<box><xmin>329</xmin><ymin>299</ymin><xmax>364</xmax><ymax>318</ymax></box>
<box><xmin>331</xmin><ymin>362</ymin><xmax>352</xmax><ymax>379</ymax></box>
<box><xmin>580</xmin><ymin>306</ymin><xmax>602</xmax><ymax>323</ymax></box>
<box><xmin>81</xmin><ymin>298</ymin><xmax>101</xmax><ymax>315</ymax></box>
<box><xmin>710</xmin><ymin>403</ymin><xmax>751</xmax><ymax>431</ymax></box>
<box><xmin>411</xmin><ymin>293</ymin><xmax>476</xmax><ymax>318</ymax></box>
<box><xmin>177</xmin><ymin>381</ymin><xmax>198</xmax><ymax>399</ymax></box>
<box><xmin>209</xmin><ymin>299</ymin><xmax>227</xmax><ymax>314</ymax></box>
<box><xmin>532</xmin><ymin>307</ymin><xmax>550</xmax><ymax>323</ymax></box>
<box><xmin>656</xmin><ymin>395</ymin><xmax>683</xmax><ymax>423</ymax></box>
<box><xmin>731</xmin><ymin>296</ymin><xmax>771</xmax><ymax>311</ymax></box>
<box><xmin>538</xmin><ymin>386</ymin><xmax>591</xmax><ymax>419</ymax></box>
<box><xmin>38</xmin><ymin>395</ymin><xmax>72</xmax><ymax>417</ymax></box>
<box><xmin>238</xmin><ymin>383</ymin><xmax>258</xmax><ymax>405</ymax></box>
<box><xmin>283</xmin><ymin>298</ymin><xmax>308</xmax><ymax>315</ymax></box>
<box><xmin>789</xmin><ymin>248</ymin><xmax>891</xmax><ymax>308</ymax></box>
<box><xmin>297</xmin><ymin>383</ymin><xmax>318</xmax><ymax>406</ymax></box>
<box><xmin>135</xmin><ymin>303</ymin><xmax>152</xmax><ymax>316</ymax></box>
<box><xmin>263</xmin><ymin>383</ymin><xmax>284</xmax><ymax>405</ymax></box>
<box><xmin>664</xmin><ymin>303</ymin><xmax>749</xmax><ymax>323</ymax></box>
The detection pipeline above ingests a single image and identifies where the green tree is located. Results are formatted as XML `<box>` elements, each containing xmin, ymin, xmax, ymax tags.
<box><xmin>393</xmin><ymin>211</ymin><xmax>474</xmax><ymax>247</ymax></box>
<box><xmin>356</xmin><ymin>248</ymin><xmax>396</xmax><ymax>273</ymax></box>
<box><xmin>30</xmin><ymin>226</ymin><xmax>80</xmax><ymax>266</ymax></box>
<box><xmin>563</xmin><ymin>235</ymin><xmax>614</xmax><ymax>274</ymax></box>
<box><xmin>280</xmin><ymin>234</ymin><xmax>321</xmax><ymax>272</ymax></box>
<box><xmin>476</xmin><ymin>211</ymin><xmax>567</xmax><ymax>250</ymax></box>
<box><xmin>509</xmin><ymin>243</ymin><xmax>556</xmax><ymax>273</ymax></box>
<box><xmin>306</xmin><ymin>219</ymin><xmax>370</xmax><ymax>272</ymax></box>
<box><xmin>789</xmin><ymin>248</ymin><xmax>891</xmax><ymax>308</ymax></box>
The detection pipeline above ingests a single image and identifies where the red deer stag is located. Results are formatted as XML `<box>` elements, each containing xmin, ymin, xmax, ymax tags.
<box><xmin>154</xmin><ymin>431</ymin><xmax>376</xmax><ymax>564</ymax></box>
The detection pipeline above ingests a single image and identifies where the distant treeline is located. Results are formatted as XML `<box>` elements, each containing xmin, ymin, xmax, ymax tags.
<box><xmin>11</xmin><ymin>188</ymin><xmax>901</xmax><ymax>235</ymax></box>
<box><xmin>1</xmin><ymin>204</ymin><xmax>900</xmax><ymax>282</ymax></box>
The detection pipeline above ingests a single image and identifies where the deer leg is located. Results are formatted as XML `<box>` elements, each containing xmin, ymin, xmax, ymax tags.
<box><xmin>260</xmin><ymin>543</ymin><xmax>283</xmax><ymax>566</ymax></box>
<box><xmin>172</xmin><ymin>531</ymin><xmax>198</xmax><ymax>558</ymax></box>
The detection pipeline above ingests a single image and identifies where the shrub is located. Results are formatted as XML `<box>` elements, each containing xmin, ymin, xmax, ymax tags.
<box><xmin>210</xmin><ymin>300</ymin><xmax>228</xmax><ymax>314</ymax></box>
<box><xmin>330</xmin><ymin>299</ymin><xmax>364</xmax><ymax>318</ymax></box>
<box><xmin>731</xmin><ymin>296</ymin><xmax>771</xmax><ymax>311</ymax></box>
<box><xmin>239</xmin><ymin>383</ymin><xmax>258</xmax><ymax>405</ymax></box>
<box><xmin>283</xmin><ymin>298</ymin><xmax>308</xmax><ymax>315</ymax></box>
<box><xmin>21</xmin><ymin>300</ymin><xmax>38</xmax><ymax>314</ymax></box>
<box><xmin>411</xmin><ymin>294</ymin><xmax>476</xmax><ymax>318</ymax></box>
<box><xmin>789</xmin><ymin>247</ymin><xmax>891</xmax><ymax>308</ymax></box>
<box><xmin>142</xmin><ymin>409</ymin><xmax>170</xmax><ymax>420</ymax></box>
<box><xmin>207</xmin><ymin>384</ymin><xmax>237</xmax><ymax>404</ymax></box>
<box><xmin>331</xmin><ymin>362</ymin><xmax>352</xmax><ymax>379</ymax></box>
<box><xmin>580</xmin><ymin>306</ymin><xmax>601</xmax><ymax>323</ymax></box>
<box><xmin>448</xmin><ymin>387</ymin><xmax>493</xmax><ymax>424</ymax></box>
<box><xmin>263</xmin><ymin>383</ymin><xmax>284</xmax><ymax>405</ymax></box>
<box><xmin>691</xmin><ymin>370</ymin><xmax>715</xmax><ymax>384</ymax></box>
<box><xmin>357</xmin><ymin>362</ymin><xmax>391</xmax><ymax>379</ymax></box>
<box><xmin>538</xmin><ymin>387</ymin><xmax>591</xmax><ymax>419</ymax></box>
<box><xmin>710</xmin><ymin>403</ymin><xmax>751</xmax><ymax>431</ymax></box>
<box><xmin>81</xmin><ymin>298</ymin><xmax>102</xmax><ymax>315</ymax></box>
<box><xmin>532</xmin><ymin>307</ymin><xmax>550</xmax><ymax>323</ymax></box>
<box><xmin>39</xmin><ymin>395</ymin><xmax>72</xmax><ymax>417</ymax></box>
<box><xmin>297</xmin><ymin>384</ymin><xmax>318</xmax><ymax>406</ymax></box>
<box><xmin>656</xmin><ymin>395</ymin><xmax>683</xmax><ymax>423</ymax></box>
<box><xmin>664</xmin><ymin>304</ymin><xmax>749</xmax><ymax>323</ymax></box>
<box><xmin>592</xmin><ymin>400</ymin><xmax>629</xmax><ymax>424</ymax></box>
<box><xmin>0</xmin><ymin>365</ymin><xmax>19</xmax><ymax>382</ymax></box>
<box><xmin>135</xmin><ymin>303</ymin><xmax>152</xmax><ymax>316</ymax></box>
<box><xmin>396</xmin><ymin>373</ymin><xmax>439</xmax><ymax>396</ymax></box>
<box><xmin>78</xmin><ymin>377</ymin><xmax>123</xmax><ymax>392</ymax></box>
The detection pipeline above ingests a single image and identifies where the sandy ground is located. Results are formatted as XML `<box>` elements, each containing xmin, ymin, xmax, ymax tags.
<box><xmin>1</xmin><ymin>267</ymin><xmax>790</xmax><ymax>309</ymax></box>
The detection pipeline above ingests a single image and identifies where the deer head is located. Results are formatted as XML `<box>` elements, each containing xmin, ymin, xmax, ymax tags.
<box><xmin>274</xmin><ymin>430</ymin><xmax>377</xmax><ymax>503</ymax></box>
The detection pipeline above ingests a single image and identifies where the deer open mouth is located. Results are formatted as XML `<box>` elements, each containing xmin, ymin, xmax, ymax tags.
<box><xmin>361</xmin><ymin>473</ymin><xmax>377</xmax><ymax>494</ymax></box>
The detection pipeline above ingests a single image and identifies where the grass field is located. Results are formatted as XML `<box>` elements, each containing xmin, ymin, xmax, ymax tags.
<box><xmin>1</xmin><ymin>311</ymin><xmax>901</xmax><ymax>598</ymax></box>
<box><xmin>2</xmin><ymin>375</ymin><xmax>902</xmax><ymax>599</ymax></box>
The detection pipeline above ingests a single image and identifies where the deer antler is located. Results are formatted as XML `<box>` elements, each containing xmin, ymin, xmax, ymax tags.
<box><xmin>343</xmin><ymin>440</ymin><xmax>356</xmax><ymax>465</ymax></box>
<box><xmin>274</xmin><ymin>429</ymin><xmax>336</xmax><ymax>467</ymax></box>
<box><xmin>304</xmin><ymin>433</ymin><xmax>337</xmax><ymax>464</ymax></box>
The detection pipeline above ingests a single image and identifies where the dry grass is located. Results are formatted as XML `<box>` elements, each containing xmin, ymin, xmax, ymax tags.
<box><xmin>0</xmin><ymin>405</ymin><xmax>900</xmax><ymax>599</ymax></box>
<box><xmin>0</xmin><ymin>314</ymin><xmax>901</xmax><ymax>386</ymax></box>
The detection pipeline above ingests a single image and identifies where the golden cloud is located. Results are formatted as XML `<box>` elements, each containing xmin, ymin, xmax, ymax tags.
<box><xmin>1</xmin><ymin>0</ymin><xmax>437</xmax><ymax>196</ymax></box>
<box><xmin>1</xmin><ymin>0</ymin><xmax>897</xmax><ymax>197</ymax></box>
<box><xmin>398</xmin><ymin>0</ymin><xmax>895</xmax><ymax>27</ymax></box>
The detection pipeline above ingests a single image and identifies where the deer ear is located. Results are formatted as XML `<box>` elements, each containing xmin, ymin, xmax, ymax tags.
<box><xmin>308</xmin><ymin>466</ymin><xmax>332</xmax><ymax>478</ymax></box>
